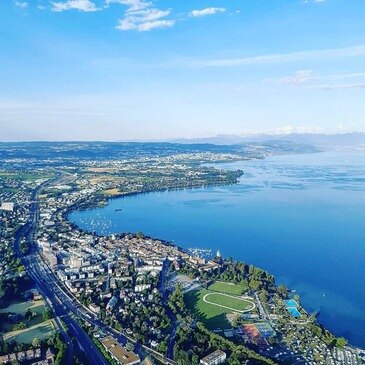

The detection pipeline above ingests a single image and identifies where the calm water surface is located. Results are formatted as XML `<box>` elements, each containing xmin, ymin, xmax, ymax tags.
<box><xmin>69</xmin><ymin>151</ymin><xmax>365</xmax><ymax>347</ymax></box>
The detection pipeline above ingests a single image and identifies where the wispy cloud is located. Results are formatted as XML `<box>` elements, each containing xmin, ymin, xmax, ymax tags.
<box><xmin>112</xmin><ymin>1</ymin><xmax>175</xmax><ymax>31</ymax></box>
<box><xmin>105</xmin><ymin>0</ymin><xmax>150</xmax><ymax>12</ymax></box>
<box><xmin>303</xmin><ymin>0</ymin><xmax>326</xmax><ymax>4</ymax></box>
<box><xmin>312</xmin><ymin>83</ymin><xmax>365</xmax><ymax>91</ymax></box>
<box><xmin>49</xmin><ymin>0</ymin><xmax>174</xmax><ymax>31</ymax></box>
<box><xmin>14</xmin><ymin>1</ymin><xmax>29</xmax><ymax>8</ymax></box>
<box><xmin>195</xmin><ymin>45</ymin><xmax>365</xmax><ymax>67</ymax></box>
<box><xmin>51</xmin><ymin>0</ymin><xmax>100</xmax><ymax>12</ymax></box>
<box><xmin>189</xmin><ymin>7</ymin><xmax>226</xmax><ymax>17</ymax></box>
<box><xmin>265</xmin><ymin>70</ymin><xmax>365</xmax><ymax>91</ymax></box>
<box><xmin>271</xmin><ymin>70</ymin><xmax>316</xmax><ymax>85</ymax></box>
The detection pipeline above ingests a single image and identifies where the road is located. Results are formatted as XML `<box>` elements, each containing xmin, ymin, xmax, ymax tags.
<box><xmin>158</xmin><ymin>260</ymin><xmax>179</xmax><ymax>360</ymax></box>
<box><xmin>13</xmin><ymin>177</ymin><xmax>176</xmax><ymax>364</ymax></box>
<box><xmin>14</xmin><ymin>178</ymin><xmax>109</xmax><ymax>365</ymax></box>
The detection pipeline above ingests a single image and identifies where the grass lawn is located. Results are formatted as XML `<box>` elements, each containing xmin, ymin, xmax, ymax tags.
<box><xmin>185</xmin><ymin>288</ymin><xmax>255</xmax><ymax>329</ymax></box>
<box><xmin>208</xmin><ymin>281</ymin><xmax>248</xmax><ymax>295</ymax></box>
<box><xmin>0</xmin><ymin>173</ymin><xmax>52</xmax><ymax>181</ymax></box>
<box><xmin>103</xmin><ymin>188</ymin><xmax>122</xmax><ymax>196</ymax></box>
<box><xmin>185</xmin><ymin>289</ymin><xmax>232</xmax><ymax>329</ymax></box>
<box><xmin>0</xmin><ymin>300</ymin><xmax>45</xmax><ymax>316</ymax></box>
<box><xmin>3</xmin><ymin>320</ymin><xmax>56</xmax><ymax>344</ymax></box>
<box><xmin>203</xmin><ymin>293</ymin><xmax>254</xmax><ymax>312</ymax></box>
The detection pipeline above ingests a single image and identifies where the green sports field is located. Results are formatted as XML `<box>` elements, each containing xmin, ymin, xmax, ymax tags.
<box><xmin>0</xmin><ymin>300</ymin><xmax>45</xmax><ymax>315</ymax></box>
<box><xmin>203</xmin><ymin>292</ymin><xmax>254</xmax><ymax>312</ymax></box>
<box><xmin>3</xmin><ymin>320</ymin><xmax>56</xmax><ymax>344</ymax></box>
<box><xmin>208</xmin><ymin>281</ymin><xmax>248</xmax><ymax>295</ymax></box>
<box><xmin>185</xmin><ymin>286</ymin><xmax>255</xmax><ymax>329</ymax></box>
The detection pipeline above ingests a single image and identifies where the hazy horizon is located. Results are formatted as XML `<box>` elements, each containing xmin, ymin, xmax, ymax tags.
<box><xmin>0</xmin><ymin>130</ymin><xmax>364</xmax><ymax>144</ymax></box>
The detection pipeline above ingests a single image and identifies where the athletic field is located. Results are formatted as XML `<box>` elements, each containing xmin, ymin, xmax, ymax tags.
<box><xmin>208</xmin><ymin>281</ymin><xmax>248</xmax><ymax>295</ymax></box>
<box><xmin>185</xmin><ymin>283</ymin><xmax>255</xmax><ymax>329</ymax></box>
<box><xmin>203</xmin><ymin>292</ymin><xmax>255</xmax><ymax>313</ymax></box>
<box><xmin>3</xmin><ymin>320</ymin><xmax>56</xmax><ymax>344</ymax></box>
<box><xmin>0</xmin><ymin>300</ymin><xmax>45</xmax><ymax>315</ymax></box>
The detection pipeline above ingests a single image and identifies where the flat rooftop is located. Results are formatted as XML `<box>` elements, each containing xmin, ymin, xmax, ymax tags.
<box><xmin>100</xmin><ymin>336</ymin><xmax>140</xmax><ymax>365</ymax></box>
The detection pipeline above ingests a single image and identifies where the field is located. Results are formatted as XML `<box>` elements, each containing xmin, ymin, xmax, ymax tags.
<box><xmin>0</xmin><ymin>172</ymin><xmax>52</xmax><ymax>181</ymax></box>
<box><xmin>208</xmin><ymin>281</ymin><xmax>248</xmax><ymax>295</ymax></box>
<box><xmin>185</xmin><ymin>288</ymin><xmax>255</xmax><ymax>329</ymax></box>
<box><xmin>0</xmin><ymin>300</ymin><xmax>53</xmax><ymax>337</ymax></box>
<box><xmin>0</xmin><ymin>300</ymin><xmax>45</xmax><ymax>315</ymax></box>
<box><xmin>203</xmin><ymin>293</ymin><xmax>255</xmax><ymax>313</ymax></box>
<box><xmin>3</xmin><ymin>320</ymin><xmax>56</xmax><ymax>344</ymax></box>
<box><xmin>103</xmin><ymin>188</ymin><xmax>122</xmax><ymax>196</ymax></box>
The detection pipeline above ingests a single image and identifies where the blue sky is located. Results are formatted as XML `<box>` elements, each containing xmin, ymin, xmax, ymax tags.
<box><xmin>1</xmin><ymin>0</ymin><xmax>365</xmax><ymax>141</ymax></box>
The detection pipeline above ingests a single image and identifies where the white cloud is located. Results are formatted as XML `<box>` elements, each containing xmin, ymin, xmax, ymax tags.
<box><xmin>303</xmin><ymin>0</ymin><xmax>325</xmax><ymax>3</ymax></box>
<box><xmin>196</xmin><ymin>45</ymin><xmax>365</xmax><ymax>67</ymax></box>
<box><xmin>49</xmin><ymin>0</ymin><xmax>174</xmax><ymax>31</ymax></box>
<box><xmin>274</xmin><ymin>125</ymin><xmax>324</xmax><ymax>134</ymax></box>
<box><xmin>14</xmin><ymin>1</ymin><xmax>28</xmax><ymax>8</ymax></box>
<box><xmin>105</xmin><ymin>0</ymin><xmax>150</xmax><ymax>12</ymax></box>
<box><xmin>267</xmin><ymin>70</ymin><xmax>316</xmax><ymax>85</ymax></box>
<box><xmin>189</xmin><ymin>7</ymin><xmax>226</xmax><ymax>17</ymax></box>
<box><xmin>114</xmin><ymin>2</ymin><xmax>175</xmax><ymax>31</ymax></box>
<box><xmin>51</xmin><ymin>0</ymin><xmax>100</xmax><ymax>12</ymax></box>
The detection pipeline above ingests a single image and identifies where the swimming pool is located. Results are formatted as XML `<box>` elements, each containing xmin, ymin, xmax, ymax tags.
<box><xmin>285</xmin><ymin>299</ymin><xmax>299</xmax><ymax>307</ymax></box>
<box><xmin>287</xmin><ymin>306</ymin><xmax>301</xmax><ymax>318</ymax></box>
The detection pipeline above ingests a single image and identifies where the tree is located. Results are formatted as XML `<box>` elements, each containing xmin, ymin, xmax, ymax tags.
<box><xmin>293</xmin><ymin>294</ymin><xmax>300</xmax><ymax>304</ymax></box>
<box><xmin>334</xmin><ymin>337</ymin><xmax>347</xmax><ymax>348</ymax></box>
<box><xmin>43</xmin><ymin>309</ymin><xmax>53</xmax><ymax>321</ymax></box>
<box><xmin>32</xmin><ymin>338</ymin><xmax>41</xmax><ymax>348</ymax></box>
<box><xmin>125</xmin><ymin>342</ymin><xmax>134</xmax><ymax>351</ymax></box>
<box><xmin>169</xmin><ymin>285</ymin><xmax>186</xmax><ymax>315</ymax></box>
<box><xmin>136</xmin><ymin>232</ymin><xmax>145</xmax><ymax>239</ymax></box>
<box><xmin>0</xmin><ymin>280</ymin><xmax>5</xmax><ymax>300</ymax></box>
<box><xmin>277</xmin><ymin>284</ymin><xmax>289</xmax><ymax>299</ymax></box>
<box><xmin>157</xmin><ymin>340</ymin><xmax>168</xmax><ymax>355</ymax></box>
<box><xmin>13</xmin><ymin>322</ymin><xmax>27</xmax><ymax>331</ymax></box>
<box><xmin>25</xmin><ymin>308</ymin><xmax>32</xmax><ymax>319</ymax></box>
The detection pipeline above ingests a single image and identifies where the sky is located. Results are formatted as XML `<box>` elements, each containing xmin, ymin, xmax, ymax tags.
<box><xmin>1</xmin><ymin>0</ymin><xmax>365</xmax><ymax>141</ymax></box>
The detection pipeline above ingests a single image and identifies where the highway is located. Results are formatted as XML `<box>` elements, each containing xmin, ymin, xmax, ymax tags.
<box><xmin>158</xmin><ymin>260</ymin><xmax>178</xmax><ymax>360</ymax></box>
<box><xmin>14</xmin><ymin>178</ymin><xmax>109</xmax><ymax>365</ymax></box>
<box><xmin>14</xmin><ymin>177</ymin><xmax>176</xmax><ymax>365</ymax></box>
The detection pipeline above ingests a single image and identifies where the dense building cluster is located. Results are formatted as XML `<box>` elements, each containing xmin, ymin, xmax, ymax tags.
<box><xmin>1</xmin><ymin>143</ymin><xmax>364</xmax><ymax>365</ymax></box>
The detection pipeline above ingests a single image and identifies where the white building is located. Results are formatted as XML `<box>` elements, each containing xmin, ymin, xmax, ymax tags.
<box><xmin>200</xmin><ymin>350</ymin><xmax>226</xmax><ymax>365</ymax></box>
<box><xmin>0</xmin><ymin>202</ymin><xmax>14</xmax><ymax>211</ymax></box>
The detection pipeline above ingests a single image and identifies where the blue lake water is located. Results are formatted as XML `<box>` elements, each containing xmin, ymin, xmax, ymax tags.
<box><xmin>69</xmin><ymin>151</ymin><xmax>365</xmax><ymax>347</ymax></box>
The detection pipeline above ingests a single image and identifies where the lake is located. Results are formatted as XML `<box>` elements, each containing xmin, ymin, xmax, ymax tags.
<box><xmin>69</xmin><ymin>151</ymin><xmax>365</xmax><ymax>347</ymax></box>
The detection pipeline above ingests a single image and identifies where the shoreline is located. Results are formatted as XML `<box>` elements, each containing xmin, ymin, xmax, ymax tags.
<box><xmin>64</xmin><ymin>151</ymin><xmax>365</xmax><ymax>348</ymax></box>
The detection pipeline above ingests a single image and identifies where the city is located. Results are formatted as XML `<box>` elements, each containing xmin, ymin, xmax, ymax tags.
<box><xmin>1</xmin><ymin>142</ymin><xmax>364</xmax><ymax>365</ymax></box>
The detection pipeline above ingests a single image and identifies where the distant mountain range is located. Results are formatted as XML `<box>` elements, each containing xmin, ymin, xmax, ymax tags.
<box><xmin>172</xmin><ymin>132</ymin><xmax>365</xmax><ymax>148</ymax></box>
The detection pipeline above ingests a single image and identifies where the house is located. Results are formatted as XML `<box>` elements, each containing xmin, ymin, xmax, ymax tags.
<box><xmin>0</xmin><ymin>202</ymin><xmax>14</xmax><ymax>211</ymax></box>
<box><xmin>200</xmin><ymin>350</ymin><xmax>226</xmax><ymax>365</ymax></box>
<box><xmin>89</xmin><ymin>303</ymin><xmax>101</xmax><ymax>314</ymax></box>
<box><xmin>106</xmin><ymin>296</ymin><xmax>118</xmax><ymax>311</ymax></box>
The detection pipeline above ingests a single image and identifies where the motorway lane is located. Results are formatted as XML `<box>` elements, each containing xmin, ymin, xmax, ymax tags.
<box><xmin>24</xmin><ymin>255</ymin><xmax>110</xmax><ymax>365</ymax></box>
<box><xmin>14</xmin><ymin>179</ymin><xmax>109</xmax><ymax>365</ymax></box>
<box><xmin>17</xmin><ymin>178</ymin><xmax>174</xmax><ymax>364</ymax></box>
<box><xmin>26</xmin><ymin>258</ymin><xmax>110</xmax><ymax>365</ymax></box>
<box><xmin>33</xmin><ymin>255</ymin><xmax>150</xmax><ymax>361</ymax></box>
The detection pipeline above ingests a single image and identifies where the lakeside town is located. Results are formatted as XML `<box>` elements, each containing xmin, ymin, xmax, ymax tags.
<box><xmin>1</xmin><ymin>142</ymin><xmax>364</xmax><ymax>365</ymax></box>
